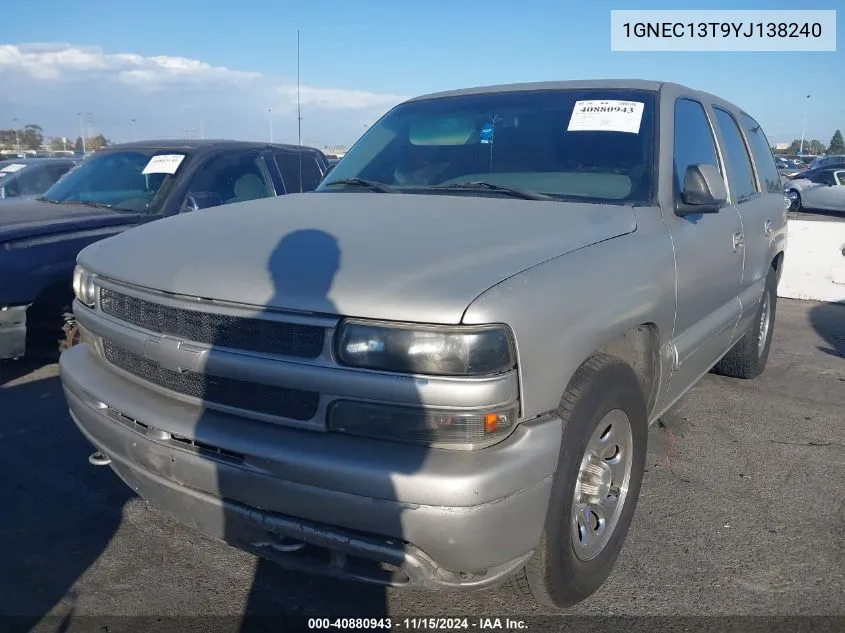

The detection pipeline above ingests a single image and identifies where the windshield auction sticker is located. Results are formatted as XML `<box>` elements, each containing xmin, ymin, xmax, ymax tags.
<box><xmin>142</xmin><ymin>154</ymin><xmax>186</xmax><ymax>175</ymax></box>
<box><xmin>567</xmin><ymin>100</ymin><xmax>645</xmax><ymax>134</ymax></box>
<box><xmin>0</xmin><ymin>163</ymin><xmax>27</xmax><ymax>173</ymax></box>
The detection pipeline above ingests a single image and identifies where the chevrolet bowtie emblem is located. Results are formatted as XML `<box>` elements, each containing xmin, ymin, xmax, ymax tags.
<box><xmin>143</xmin><ymin>336</ymin><xmax>201</xmax><ymax>373</ymax></box>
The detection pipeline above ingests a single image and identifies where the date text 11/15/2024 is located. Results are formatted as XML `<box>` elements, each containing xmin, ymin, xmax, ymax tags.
<box><xmin>307</xmin><ymin>617</ymin><xmax>529</xmax><ymax>630</ymax></box>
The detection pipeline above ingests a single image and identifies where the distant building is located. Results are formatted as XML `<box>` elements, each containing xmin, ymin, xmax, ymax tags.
<box><xmin>324</xmin><ymin>145</ymin><xmax>348</xmax><ymax>158</ymax></box>
<box><xmin>774</xmin><ymin>143</ymin><xmax>790</xmax><ymax>150</ymax></box>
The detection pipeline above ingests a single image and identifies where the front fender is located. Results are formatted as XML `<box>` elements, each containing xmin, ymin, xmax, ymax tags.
<box><xmin>462</xmin><ymin>207</ymin><xmax>677</xmax><ymax>421</ymax></box>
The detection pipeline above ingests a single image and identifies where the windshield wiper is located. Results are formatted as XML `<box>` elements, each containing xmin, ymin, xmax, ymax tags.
<box><xmin>67</xmin><ymin>200</ymin><xmax>114</xmax><ymax>210</ymax></box>
<box><xmin>432</xmin><ymin>181</ymin><xmax>555</xmax><ymax>201</ymax></box>
<box><xmin>323</xmin><ymin>178</ymin><xmax>396</xmax><ymax>193</ymax></box>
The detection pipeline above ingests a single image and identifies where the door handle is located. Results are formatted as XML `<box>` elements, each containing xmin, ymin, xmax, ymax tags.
<box><xmin>764</xmin><ymin>220</ymin><xmax>774</xmax><ymax>237</ymax></box>
<box><xmin>732</xmin><ymin>231</ymin><xmax>745</xmax><ymax>251</ymax></box>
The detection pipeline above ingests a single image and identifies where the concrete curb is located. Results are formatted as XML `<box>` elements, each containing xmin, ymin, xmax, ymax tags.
<box><xmin>777</xmin><ymin>219</ymin><xmax>845</xmax><ymax>304</ymax></box>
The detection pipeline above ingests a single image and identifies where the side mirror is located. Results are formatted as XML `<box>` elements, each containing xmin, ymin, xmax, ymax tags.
<box><xmin>676</xmin><ymin>163</ymin><xmax>727</xmax><ymax>215</ymax></box>
<box><xmin>180</xmin><ymin>192</ymin><xmax>223</xmax><ymax>213</ymax></box>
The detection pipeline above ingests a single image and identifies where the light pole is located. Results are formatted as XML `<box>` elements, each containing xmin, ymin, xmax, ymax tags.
<box><xmin>77</xmin><ymin>112</ymin><xmax>91</xmax><ymax>153</ymax></box>
<box><xmin>130</xmin><ymin>118</ymin><xmax>137</xmax><ymax>142</ymax></box>
<box><xmin>12</xmin><ymin>118</ymin><xmax>19</xmax><ymax>151</ymax></box>
<box><xmin>799</xmin><ymin>94</ymin><xmax>810</xmax><ymax>156</ymax></box>
<box><xmin>267</xmin><ymin>107</ymin><xmax>273</xmax><ymax>143</ymax></box>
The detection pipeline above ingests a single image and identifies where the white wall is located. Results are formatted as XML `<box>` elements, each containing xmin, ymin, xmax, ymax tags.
<box><xmin>777</xmin><ymin>219</ymin><xmax>845</xmax><ymax>304</ymax></box>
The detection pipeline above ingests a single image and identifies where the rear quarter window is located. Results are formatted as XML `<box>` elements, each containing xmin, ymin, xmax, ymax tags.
<box><xmin>740</xmin><ymin>114</ymin><xmax>782</xmax><ymax>194</ymax></box>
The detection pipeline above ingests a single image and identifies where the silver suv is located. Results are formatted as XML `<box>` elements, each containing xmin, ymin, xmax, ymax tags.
<box><xmin>60</xmin><ymin>80</ymin><xmax>787</xmax><ymax>609</ymax></box>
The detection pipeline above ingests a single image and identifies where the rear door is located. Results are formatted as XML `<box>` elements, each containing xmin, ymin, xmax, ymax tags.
<box><xmin>712</xmin><ymin>109</ymin><xmax>782</xmax><ymax>335</ymax></box>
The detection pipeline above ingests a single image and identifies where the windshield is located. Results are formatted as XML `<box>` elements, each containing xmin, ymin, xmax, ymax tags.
<box><xmin>319</xmin><ymin>88</ymin><xmax>657</xmax><ymax>204</ymax></box>
<box><xmin>41</xmin><ymin>149</ymin><xmax>188</xmax><ymax>212</ymax></box>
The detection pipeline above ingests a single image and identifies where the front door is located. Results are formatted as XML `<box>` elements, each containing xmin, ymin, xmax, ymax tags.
<box><xmin>662</xmin><ymin>97</ymin><xmax>744</xmax><ymax>406</ymax></box>
<box><xmin>805</xmin><ymin>169</ymin><xmax>845</xmax><ymax>211</ymax></box>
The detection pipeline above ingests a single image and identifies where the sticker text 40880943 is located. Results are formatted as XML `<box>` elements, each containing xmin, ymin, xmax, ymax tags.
<box><xmin>567</xmin><ymin>100</ymin><xmax>645</xmax><ymax>134</ymax></box>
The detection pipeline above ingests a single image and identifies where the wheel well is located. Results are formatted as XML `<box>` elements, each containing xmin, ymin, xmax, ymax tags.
<box><xmin>771</xmin><ymin>251</ymin><xmax>785</xmax><ymax>283</ymax></box>
<box><xmin>27</xmin><ymin>279</ymin><xmax>74</xmax><ymax>320</ymax></box>
<box><xmin>596</xmin><ymin>323</ymin><xmax>660</xmax><ymax>416</ymax></box>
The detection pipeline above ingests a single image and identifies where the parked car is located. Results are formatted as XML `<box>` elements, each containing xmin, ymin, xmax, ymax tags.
<box><xmin>60</xmin><ymin>80</ymin><xmax>786</xmax><ymax>609</ymax></box>
<box><xmin>808</xmin><ymin>154</ymin><xmax>845</xmax><ymax>170</ymax></box>
<box><xmin>784</xmin><ymin>166</ymin><xmax>845</xmax><ymax>213</ymax></box>
<box><xmin>0</xmin><ymin>157</ymin><xmax>78</xmax><ymax>200</ymax></box>
<box><xmin>0</xmin><ymin>139</ymin><xmax>329</xmax><ymax>360</ymax></box>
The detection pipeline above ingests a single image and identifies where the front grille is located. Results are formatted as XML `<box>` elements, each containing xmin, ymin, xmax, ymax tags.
<box><xmin>102</xmin><ymin>339</ymin><xmax>320</xmax><ymax>421</ymax></box>
<box><xmin>100</xmin><ymin>288</ymin><xmax>324</xmax><ymax>359</ymax></box>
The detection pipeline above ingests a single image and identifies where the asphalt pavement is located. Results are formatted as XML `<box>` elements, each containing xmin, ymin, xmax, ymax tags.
<box><xmin>0</xmin><ymin>298</ymin><xmax>843</xmax><ymax>628</ymax></box>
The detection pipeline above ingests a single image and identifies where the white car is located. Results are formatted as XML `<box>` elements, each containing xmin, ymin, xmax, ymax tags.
<box><xmin>785</xmin><ymin>167</ymin><xmax>845</xmax><ymax>213</ymax></box>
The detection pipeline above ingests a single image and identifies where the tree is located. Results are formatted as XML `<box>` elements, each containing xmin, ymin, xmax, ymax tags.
<box><xmin>828</xmin><ymin>130</ymin><xmax>845</xmax><ymax>155</ymax></box>
<box><xmin>786</xmin><ymin>138</ymin><xmax>825</xmax><ymax>155</ymax></box>
<box><xmin>20</xmin><ymin>124</ymin><xmax>44</xmax><ymax>150</ymax></box>
<box><xmin>50</xmin><ymin>137</ymin><xmax>71</xmax><ymax>151</ymax></box>
<box><xmin>86</xmin><ymin>134</ymin><xmax>110</xmax><ymax>151</ymax></box>
<box><xmin>74</xmin><ymin>136</ymin><xmax>84</xmax><ymax>154</ymax></box>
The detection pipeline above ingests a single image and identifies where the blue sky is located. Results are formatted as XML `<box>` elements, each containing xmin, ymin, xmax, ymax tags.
<box><xmin>0</xmin><ymin>0</ymin><xmax>841</xmax><ymax>147</ymax></box>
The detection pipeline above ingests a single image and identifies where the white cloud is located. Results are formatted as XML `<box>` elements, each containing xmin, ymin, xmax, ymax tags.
<box><xmin>0</xmin><ymin>43</ymin><xmax>409</xmax><ymax>145</ymax></box>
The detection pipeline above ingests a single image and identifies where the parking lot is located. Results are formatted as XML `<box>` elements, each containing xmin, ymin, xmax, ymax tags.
<box><xmin>0</xmin><ymin>298</ymin><xmax>843</xmax><ymax>626</ymax></box>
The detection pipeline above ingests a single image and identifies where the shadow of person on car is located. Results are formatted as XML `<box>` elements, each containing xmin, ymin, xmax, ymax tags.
<box><xmin>808</xmin><ymin>301</ymin><xmax>845</xmax><ymax>359</ymax></box>
<box><xmin>190</xmin><ymin>227</ymin><xmax>429</xmax><ymax>628</ymax></box>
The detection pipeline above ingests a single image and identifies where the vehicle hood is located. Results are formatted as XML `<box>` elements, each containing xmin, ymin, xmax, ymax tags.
<box><xmin>79</xmin><ymin>192</ymin><xmax>639</xmax><ymax>324</ymax></box>
<box><xmin>0</xmin><ymin>197</ymin><xmax>142</xmax><ymax>243</ymax></box>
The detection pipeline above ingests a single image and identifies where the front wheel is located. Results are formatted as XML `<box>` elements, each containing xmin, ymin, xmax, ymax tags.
<box><xmin>509</xmin><ymin>353</ymin><xmax>647</xmax><ymax>609</ymax></box>
<box><xmin>787</xmin><ymin>189</ymin><xmax>802</xmax><ymax>212</ymax></box>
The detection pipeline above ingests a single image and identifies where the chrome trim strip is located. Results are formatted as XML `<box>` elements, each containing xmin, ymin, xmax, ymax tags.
<box><xmin>96</xmin><ymin>277</ymin><xmax>338</xmax><ymax>329</ymax></box>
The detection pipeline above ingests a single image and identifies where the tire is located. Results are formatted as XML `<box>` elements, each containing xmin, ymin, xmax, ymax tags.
<box><xmin>787</xmin><ymin>189</ymin><xmax>802</xmax><ymax>213</ymax></box>
<box><xmin>509</xmin><ymin>353</ymin><xmax>647</xmax><ymax>609</ymax></box>
<box><xmin>712</xmin><ymin>266</ymin><xmax>777</xmax><ymax>379</ymax></box>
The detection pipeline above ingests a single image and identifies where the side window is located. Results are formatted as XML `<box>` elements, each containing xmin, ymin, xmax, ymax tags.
<box><xmin>673</xmin><ymin>98</ymin><xmax>721</xmax><ymax>195</ymax></box>
<box><xmin>16</xmin><ymin>169</ymin><xmax>50</xmax><ymax>195</ymax></box>
<box><xmin>739</xmin><ymin>114</ymin><xmax>781</xmax><ymax>194</ymax></box>
<box><xmin>713</xmin><ymin>108</ymin><xmax>758</xmax><ymax>203</ymax></box>
<box><xmin>186</xmin><ymin>152</ymin><xmax>272</xmax><ymax>207</ymax></box>
<box><xmin>2</xmin><ymin>176</ymin><xmax>21</xmax><ymax>197</ymax></box>
<box><xmin>275</xmin><ymin>151</ymin><xmax>324</xmax><ymax>193</ymax></box>
<box><xmin>300</xmin><ymin>156</ymin><xmax>324</xmax><ymax>191</ymax></box>
<box><xmin>835</xmin><ymin>171</ymin><xmax>845</xmax><ymax>186</ymax></box>
<box><xmin>810</xmin><ymin>170</ymin><xmax>835</xmax><ymax>185</ymax></box>
<box><xmin>46</xmin><ymin>164</ymin><xmax>73</xmax><ymax>183</ymax></box>
<box><xmin>713</xmin><ymin>108</ymin><xmax>757</xmax><ymax>203</ymax></box>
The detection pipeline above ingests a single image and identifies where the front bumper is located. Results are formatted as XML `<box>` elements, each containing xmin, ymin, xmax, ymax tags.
<box><xmin>0</xmin><ymin>304</ymin><xmax>30</xmax><ymax>360</ymax></box>
<box><xmin>60</xmin><ymin>344</ymin><xmax>562</xmax><ymax>590</ymax></box>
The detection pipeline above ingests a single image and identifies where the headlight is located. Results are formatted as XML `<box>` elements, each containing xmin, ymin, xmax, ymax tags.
<box><xmin>335</xmin><ymin>320</ymin><xmax>515</xmax><ymax>376</ymax></box>
<box><xmin>329</xmin><ymin>400</ymin><xmax>518</xmax><ymax>448</ymax></box>
<box><xmin>72</xmin><ymin>265</ymin><xmax>97</xmax><ymax>307</ymax></box>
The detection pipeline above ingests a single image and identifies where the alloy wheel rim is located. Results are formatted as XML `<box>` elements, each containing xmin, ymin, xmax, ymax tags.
<box><xmin>758</xmin><ymin>291</ymin><xmax>771</xmax><ymax>358</ymax></box>
<box><xmin>570</xmin><ymin>409</ymin><xmax>634</xmax><ymax>561</ymax></box>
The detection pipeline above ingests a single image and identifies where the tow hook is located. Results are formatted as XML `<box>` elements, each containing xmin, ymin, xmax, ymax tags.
<box><xmin>88</xmin><ymin>451</ymin><xmax>111</xmax><ymax>466</ymax></box>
